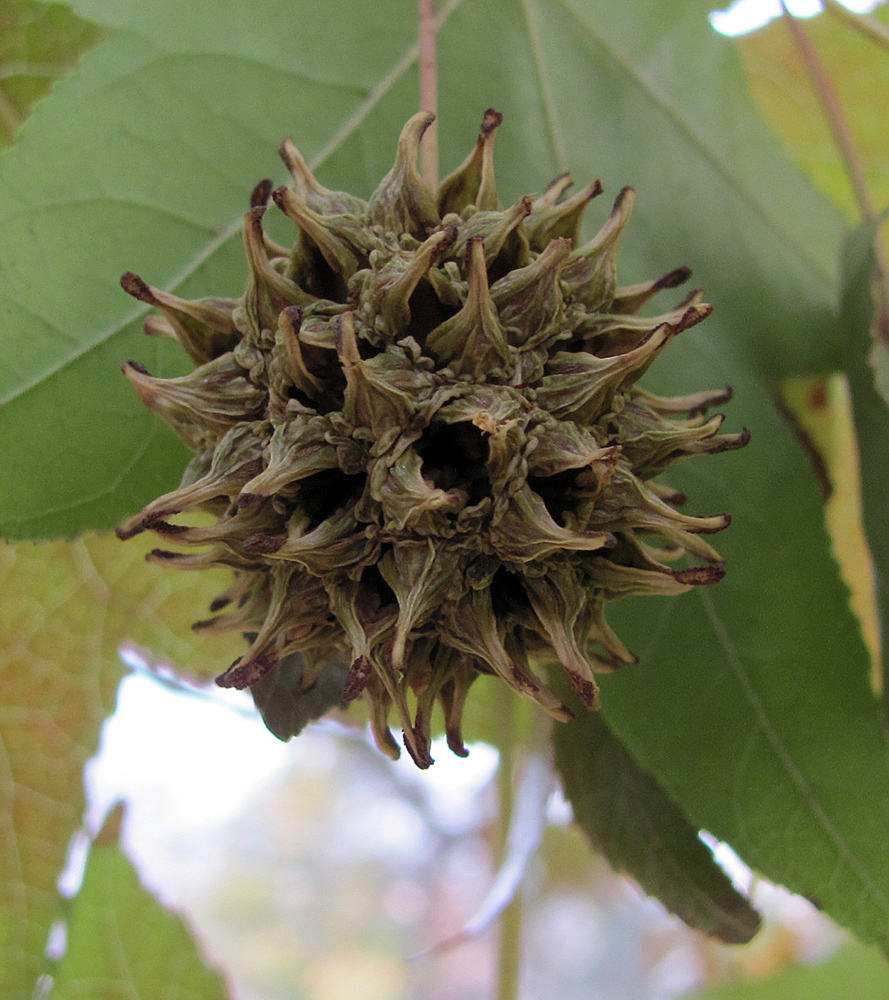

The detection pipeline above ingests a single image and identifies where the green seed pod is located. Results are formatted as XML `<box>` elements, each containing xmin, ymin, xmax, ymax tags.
<box><xmin>118</xmin><ymin>110</ymin><xmax>748</xmax><ymax>767</ymax></box>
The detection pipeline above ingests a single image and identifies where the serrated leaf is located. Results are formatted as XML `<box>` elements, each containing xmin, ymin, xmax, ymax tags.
<box><xmin>0</xmin><ymin>531</ymin><xmax>239</xmax><ymax>999</ymax></box>
<box><xmin>0</xmin><ymin>0</ymin><xmax>103</xmax><ymax>148</ymax></box>
<box><xmin>49</xmin><ymin>806</ymin><xmax>230</xmax><ymax>1000</ymax></box>
<box><xmin>681</xmin><ymin>940</ymin><xmax>889</xmax><ymax>1000</ymax></box>
<box><xmin>839</xmin><ymin>221</ymin><xmax>889</xmax><ymax>713</ymax></box>
<box><xmin>551</xmin><ymin>678</ymin><xmax>761</xmax><ymax>944</ymax></box>
<box><xmin>0</xmin><ymin>0</ymin><xmax>845</xmax><ymax>538</ymax></box>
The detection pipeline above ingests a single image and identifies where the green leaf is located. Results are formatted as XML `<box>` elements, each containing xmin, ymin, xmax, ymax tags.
<box><xmin>49</xmin><ymin>806</ymin><xmax>231</xmax><ymax>1000</ymax></box>
<box><xmin>551</xmin><ymin>679</ymin><xmax>761</xmax><ymax>944</ymax></box>
<box><xmin>839</xmin><ymin>222</ymin><xmax>889</xmax><ymax>714</ymax></box>
<box><xmin>0</xmin><ymin>0</ymin><xmax>845</xmax><ymax>538</ymax></box>
<box><xmin>681</xmin><ymin>940</ymin><xmax>889</xmax><ymax>1000</ymax></box>
<box><xmin>0</xmin><ymin>0</ymin><xmax>103</xmax><ymax>148</ymax></box>
<box><xmin>596</xmin><ymin>338</ymin><xmax>889</xmax><ymax>947</ymax></box>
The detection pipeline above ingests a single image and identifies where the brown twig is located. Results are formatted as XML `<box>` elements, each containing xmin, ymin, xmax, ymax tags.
<box><xmin>779</xmin><ymin>1</ymin><xmax>889</xmax><ymax>340</ymax></box>
<box><xmin>418</xmin><ymin>0</ymin><xmax>439</xmax><ymax>189</ymax></box>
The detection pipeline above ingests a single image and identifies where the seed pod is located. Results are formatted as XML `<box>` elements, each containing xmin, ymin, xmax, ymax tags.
<box><xmin>119</xmin><ymin>111</ymin><xmax>747</xmax><ymax>767</ymax></box>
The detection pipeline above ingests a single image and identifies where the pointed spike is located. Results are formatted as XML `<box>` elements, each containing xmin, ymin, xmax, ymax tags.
<box><xmin>526</xmin><ymin>178</ymin><xmax>603</xmax><ymax>250</ymax></box>
<box><xmin>491</xmin><ymin>236</ymin><xmax>573</xmax><ymax>350</ymax></box>
<box><xmin>425</xmin><ymin>237</ymin><xmax>512</xmax><ymax>377</ymax></box>
<box><xmin>367</xmin><ymin>111</ymin><xmax>440</xmax><ymax>237</ymax></box>
<box><xmin>376</xmin><ymin>223</ymin><xmax>458</xmax><ymax>335</ymax></box>
<box><xmin>364</xmin><ymin>677</ymin><xmax>402</xmax><ymax>760</ymax></box>
<box><xmin>120</xmin><ymin>271</ymin><xmax>240</xmax><ymax>366</ymax></box>
<box><xmin>250</xmin><ymin>178</ymin><xmax>273</xmax><ymax>208</ymax></box>
<box><xmin>276</xmin><ymin>305</ymin><xmax>326</xmax><ymax>402</ymax></box>
<box><xmin>243</xmin><ymin>206</ymin><xmax>317</xmax><ymax>311</ymax></box>
<box><xmin>449</xmin><ymin>196</ymin><xmax>532</xmax><ymax>272</ymax></box>
<box><xmin>633</xmin><ymin>385</ymin><xmax>733</xmax><ymax>415</ymax></box>
<box><xmin>272</xmin><ymin>185</ymin><xmax>365</xmax><ymax>280</ymax></box>
<box><xmin>534</xmin><ymin>172</ymin><xmax>573</xmax><ymax>209</ymax></box>
<box><xmin>611</xmin><ymin>266</ymin><xmax>693</xmax><ymax>315</ymax></box>
<box><xmin>561</xmin><ymin>186</ymin><xmax>636</xmax><ymax>310</ymax></box>
<box><xmin>278</xmin><ymin>137</ymin><xmax>367</xmax><ymax>215</ymax></box>
<box><xmin>437</xmin><ymin>107</ymin><xmax>503</xmax><ymax>215</ymax></box>
<box><xmin>122</xmin><ymin>358</ymin><xmax>260</xmax><ymax>452</ymax></box>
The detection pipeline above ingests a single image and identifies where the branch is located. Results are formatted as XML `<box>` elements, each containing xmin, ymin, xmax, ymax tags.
<box><xmin>418</xmin><ymin>0</ymin><xmax>439</xmax><ymax>188</ymax></box>
<box><xmin>779</xmin><ymin>1</ymin><xmax>889</xmax><ymax>339</ymax></box>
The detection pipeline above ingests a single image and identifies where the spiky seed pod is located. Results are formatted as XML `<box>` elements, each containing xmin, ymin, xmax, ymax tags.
<box><xmin>118</xmin><ymin>110</ymin><xmax>748</xmax><ymax>768</ymax></box>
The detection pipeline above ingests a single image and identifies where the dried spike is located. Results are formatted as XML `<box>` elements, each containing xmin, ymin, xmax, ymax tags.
<box><xmin>490</xmin><ymin>484</ymin><xmax>616</xmax><ymax>562</ymax></box>
<box><xmin>242</xmin><ymin>206</ymin><xmax>317</xmax><ymax>330</ymax></box>
<box><xmin>116</xmin><ymin>423</ymin><xmax>264</xmax><ymax>538</ymax></box>
<box><xmin>437</xmin><ymin>107</ymin><xmax>503</xmax><ymax>215</ymax></box>
<box><xmin>275</xmin><ymin>306</ymin><xmax>326</xmax><ymax>401</ymax></box>
<box><xmin>250</xmin><ymin>178</ymin><xmax>273</xmax><ymax>208</ymax></box>
<box><xmin>449</xmin><ymin>195</ymin><xmax>532</xmax><ymax>272</ymax></box>
<box><xmin>121</xmin><ymin>355</ymin><xmax>264</xmax><ymax>451</ymax></box>
<box><xmin>379</xmin><ymin>542</ymin><xmax>462</xmax><ymax>672</ymax></box>
<box><xmin>336</xmin><ymin>312</ymin><xmax>420</xmax><ymax>438</ymax></box>
<box><xmin>633</xmin><ymin>385</ymin><xmax>734</xmax><ymax>415</ymax></box>
<box><xmin>522</xmin><ymin>572</ymin><xmax>604</xmax><ymax>709</ymax></box>
<box><xmin>537</xmin><ymin>323</ymin><xmax>678</xmax><ymax>425</ymax></box>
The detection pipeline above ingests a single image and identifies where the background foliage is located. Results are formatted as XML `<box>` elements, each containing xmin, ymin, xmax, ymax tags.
<box><xmin>1</xmin><ymin>0</ymin><xmax>887</xmax><ymax>997</ymax></box>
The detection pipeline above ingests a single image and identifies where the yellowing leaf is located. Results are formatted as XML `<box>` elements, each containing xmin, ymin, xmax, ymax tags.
<box><xmin>0</xmin><ymin>533</ymin><xmax>239</xmax><ymax>999</ymax></box>
<box><xmin>736</xmin><ymin>7</ymin><xmax>889</xmax><ymax>221</ymax></box>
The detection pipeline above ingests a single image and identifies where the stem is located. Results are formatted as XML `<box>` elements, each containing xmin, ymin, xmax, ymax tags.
<box><xmin>495</xmin><ymin>684</ymin><xmax>522</xmax><ymax>1000</ymax></box>
<box><xmin>779</xmin><ymin>2</ymin><xmax>889</xmax><ymax>340</ymax></box>
<box><xmin>823</xmin><ymin>0</ymin><xmax>889</xmax><ymax>54</ymax></box>
<box><xmin>418</xmin><ymin>0</ymin><xmax>439</xmax><ymax>189</ymax></box>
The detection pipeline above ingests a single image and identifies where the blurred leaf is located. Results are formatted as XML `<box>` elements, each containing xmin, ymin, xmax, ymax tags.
<box><xmin>682</xmin><ymin>940</ymin><xmax>889</xmax><ymax>1000</ymax></box>
<box><xmin>736</xmin><ymin>6</ymin><xmax>889</xmax><ymax>222</ymax></box>
<box><xmin>0</xmin><ymin>531</ymin><xmax>238</xmax><ymax>998</ymax></box>
<box><xmin>0</xmin><ymin>536</ymin><xmax>122</xmax><ymax>999</ymax></box>
<box><xmin>552</xmin><ymin>678</ymin><xmax>761</xmax><ymax>944</ymax></box>
<box><xmin>0</xmin><ymin>0</ymin><xmax>102</xmax><ymax>148</ymax></box>
<box><xmin>0</xmin><ymin>0</ymin><xmax>845</xmax><ymax>538</ymax></box>
<box><xmin>839</xmin><ymin>222</ymin><xmax>889</xmax><ymax>710</ymax></box>
<box><xmin>49</xmin><ymin>805</ymin><xmax>231</xmax><ymax>1000</ymax></box>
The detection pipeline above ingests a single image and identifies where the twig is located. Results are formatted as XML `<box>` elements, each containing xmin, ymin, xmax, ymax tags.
<box><xmin>779</xmin><ymin>1</ymin><xmax>889</xmax><ymax>339</ymax></box>
<box><xmin>823</xmin><ymin>0</ymin><xmax>889</xmax><ymax>54</ymax></box>
<box><xmin>418</xmin><ymin>0</ymin><xmax>439</xmax><ymax>188</ymax></box>
<box><xmin>495</xmin><ymin>685</ymin><xmax>522</xmax><ymax>1000</ymax></box>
